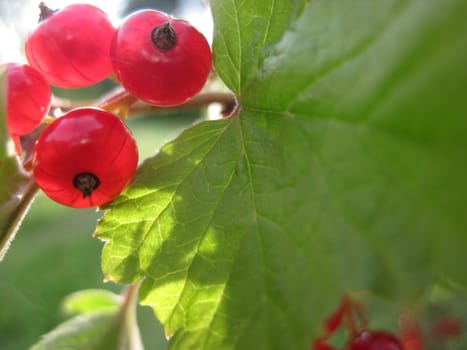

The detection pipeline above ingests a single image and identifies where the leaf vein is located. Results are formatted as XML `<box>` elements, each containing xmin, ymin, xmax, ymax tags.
<box><xmin>105</xmin><ymin>121</ymin><xmax>234</xmax><ymax>279</ymax></box>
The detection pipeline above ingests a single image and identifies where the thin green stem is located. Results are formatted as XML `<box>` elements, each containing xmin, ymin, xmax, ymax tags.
<box><xmin>0</xmin><ymin>179</ymin><xmax>39</xmax><ymax>261</ymax></box>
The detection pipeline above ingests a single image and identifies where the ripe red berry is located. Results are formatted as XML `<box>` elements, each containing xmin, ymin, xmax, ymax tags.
<box><xmin>348</xmin><ymin>330</ymin><xmax>403</xmax><ymax>350</ymax></box>
<box><xmin>32</xmin><ymin>108</ymin><xmax>138</xmax><ymax>208</ymax></box>
<box><xmin>25</xmin><ymin>3</ymin><xmax>115</xmax><ymax>88</ymax></box>
<box><xmin>313</xmin><ymin>339</ymin><xmax>336</xmax><ymax>350</ymax></box>
<box><xmin>430</xmin><ymin>316</ymin><xmax>462</xmax><ymax>340</ymax></box>
<box><xmin>110</xmin><ymin>10</ymin><xmax>212</xmax><ymax>106</ymax></box>
<box><xmin>4</xmin><ymin>63</ymin><xmax>51</xmax><ymax>136</ymax></box>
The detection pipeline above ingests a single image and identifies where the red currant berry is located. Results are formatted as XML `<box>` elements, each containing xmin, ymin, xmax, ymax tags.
<box><xmin>430</xmin><ymin>316</ymin><xmax>462</xmax><ymax>340</ymax></box>
<box><xmin>25</xmin><ymin>3</ymin><xmax>115</xmax><ymax>88</ymax></box>
<box><xmin>110</xmin><ymin>10</ymin><xmax>212</xmax><ymax>106</ymax></box>
<box><xmin>313</xmin><ymin>339</ymin><xmax>336</xmax><ymax>350</ymax></box>
<box><xmin>348</xmin><ymin>330</ymin><xmax>403</xmax><ymax>350</ymax></box>
<box><xmin>32</xmin><ymin>108</ymin><xmax>138</xmax><ymax>208</ymax></box>
<box><xmin>4</xmin><ymin>63</ymin><xmax>51</xmax><ymax>136</ymax></box>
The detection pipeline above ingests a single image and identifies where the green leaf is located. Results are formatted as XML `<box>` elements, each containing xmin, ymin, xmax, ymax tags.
<box><xmin>31</xmin><ymin>285</ymin><xmax>143</xmax><ymax>350</ymax></box>
<box><xmin>30</xmin><ymin>310</ymin><xmax>122</xmax><ymax>350</ymax></box>
<box><xmin>0</xmin><ymin>65</ymin><xmax>38</xmax><ymax>261</ymax></box>
<box><xmin>211</xmin><ymin>0</ymin><xmax>309</xmax><ymax>94</ymax></box>
<box><xmin>62</xmin><ymin>289</ymin><xmax>121</xmax><ymax>316</ymax></box>
<box><xmin>96</xmin><ymin>0</ymin><xmax>467</xmax><ymax>349</ymax></box>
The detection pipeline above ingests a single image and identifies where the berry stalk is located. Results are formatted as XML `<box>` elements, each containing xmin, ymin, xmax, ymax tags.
<box><xmin>53</xmin><ymin>89</ymin><xmax>237</xmax><ymax>119</ymax></box>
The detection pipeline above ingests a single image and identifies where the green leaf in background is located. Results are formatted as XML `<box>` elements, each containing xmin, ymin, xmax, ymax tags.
<box><xmin>62</xmin><ymin>289</ymin><xmax>121</xmax><ymax>316</ymax></box>
<box><xmin>0</xmin><ymin>65</ymin><xmax>38</xmax><ymax>261</ymax></box>
<box><xmin>31</xmin><ymin>285</ymin><xmax>143</xmax><ymax>350</ymax></box>
<box><xmin>30</xmin><ymin>310</ymin><xmax>122</xmax><ymax>350</ymax></box>
<box><xmin>95</xmin><ymin>0</ymin><xmax>467</xmax><ymax>349</ymax></box>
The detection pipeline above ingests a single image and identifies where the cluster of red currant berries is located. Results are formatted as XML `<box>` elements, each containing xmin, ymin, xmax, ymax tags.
<box><xmin>3</xmin><ymin>2</ymin><xmax>212</xmax><ymax>208</ymax></box>
<box><xmin>313</xmin><ymin>296</ymin><xmax>404</xmax><ymax>350</ymax></box>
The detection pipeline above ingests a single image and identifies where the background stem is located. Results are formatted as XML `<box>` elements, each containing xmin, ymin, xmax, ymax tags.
<box><xmin>0</xmin><ymin>179</ymin><xmax>38</xmax><ymax>261</ymax></box>
<box><xmin>119</xmin><ymin>281</ymin><xmax>145</xmax><ymax>350</ymax></box>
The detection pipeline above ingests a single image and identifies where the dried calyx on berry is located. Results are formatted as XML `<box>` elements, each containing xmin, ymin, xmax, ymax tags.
<box><xmin>38</xmin><ymin>2</ymin><xmax>58</xmax><ymax>22</ymax></box>
<box><xmin>151</xmin><ymin>22</ymin><xmax>177</xmax><ymax>50</ymax></box>
<box><xmin>73</xmin><ymin>172</ymin><xmax>101</xmax><ymax>198</ymax></box>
